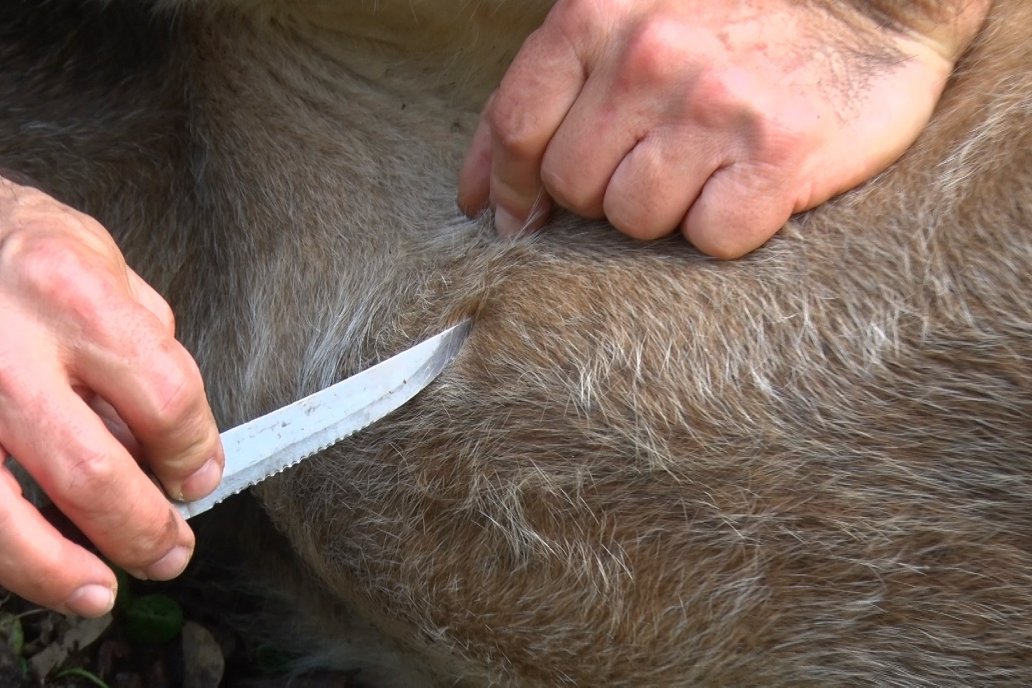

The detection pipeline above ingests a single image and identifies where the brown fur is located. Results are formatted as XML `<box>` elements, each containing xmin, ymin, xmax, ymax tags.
<box><xmin>2</xmin><ymin>0</ymin><xmax>1031</xmax><ymax>684</ymax></box>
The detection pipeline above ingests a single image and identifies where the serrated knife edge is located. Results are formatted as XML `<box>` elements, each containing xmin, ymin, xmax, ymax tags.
<box><xmin>174</xmin><ymin>319</ymin><xmax>472</xmax><ymax>519</ymax></box>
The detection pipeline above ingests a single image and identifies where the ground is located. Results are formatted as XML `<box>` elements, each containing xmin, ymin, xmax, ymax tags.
<box><xmin>0</xmin><ymin>495</ymin><xmax>368</xmax><ymax>688</ymax></box>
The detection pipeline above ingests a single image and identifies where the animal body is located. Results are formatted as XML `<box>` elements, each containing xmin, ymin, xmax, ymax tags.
<box><xmin>1</xmin><ymin>0</ymin><xmax>1031</xmax><ymax>684</ymax></box>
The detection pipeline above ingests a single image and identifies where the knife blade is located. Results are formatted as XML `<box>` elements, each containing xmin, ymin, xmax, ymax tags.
<box><xmin>174</xmin><ymin>319</ymin><xmax>472</xmax><ymax>519</ymax></box>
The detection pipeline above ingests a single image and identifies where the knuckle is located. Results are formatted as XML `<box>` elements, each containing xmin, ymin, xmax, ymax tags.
<box><xmin>3</xmin><ymin>229</ymin><xmax>72</xmax><ymax>283</ymax></box>
<box><xmin>488</xmin><ymin>96</ymin><xmax>542</xmax><ymax>161</ymax></box>
<box><xmin>621</xmin><ymin>18</ymin><xmax>688</xmax><ymax>86</ymax></box>
<box><xmin>141</xmin><ymin>345</ymin><xmax>206</xmax><ymax>431</ymax></box>
<box><xmin>2</xmin><ymin>230</ymin><xmax>118</xmax><ymax>319</ymax></box>
<box><xmin>65</xmin><ymin>445</ymin><xmax>120</xmax><ymax>497</ymax></box>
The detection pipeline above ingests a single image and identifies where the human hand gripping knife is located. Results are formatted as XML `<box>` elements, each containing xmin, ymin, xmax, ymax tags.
<box><xmin>174</xmin><ymin>319</ymin><xmax>472</xmax><ymax>519</ymax></box>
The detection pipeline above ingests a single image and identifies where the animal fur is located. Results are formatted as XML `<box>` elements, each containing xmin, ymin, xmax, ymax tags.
<box><xmin>1</xmin><ymin>0</ymin><xmax>1031</xmax><ymax>684</ymax></box>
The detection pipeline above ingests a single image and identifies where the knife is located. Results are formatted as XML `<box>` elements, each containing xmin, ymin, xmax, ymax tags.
<box><xmin>174</xmin><ymin>319</ymin><xmax>472</xmax><ymax>519</ymax></box>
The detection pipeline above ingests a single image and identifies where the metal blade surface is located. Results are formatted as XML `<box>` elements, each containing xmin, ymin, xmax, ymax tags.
<box><xmin>175</xmin><ymin>319</ymin><xmax>471</xmax><ymax>519</ymax></box>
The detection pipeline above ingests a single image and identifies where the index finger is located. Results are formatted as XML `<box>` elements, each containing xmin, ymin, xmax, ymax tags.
<box><xmin>482</xmin><ymin>22</ymin><xmax>585</xmax><ymax>234</ymax></box>
<box><xmin>29</xmin><ymin>250</ymin><xmax>224</xmax><ymax>501</ymax></box>
<box><xmin>74</xmin><ymin>298</ymin><xmax>223</xmax><ymax>502</ymax></box>
<box><xmin>0</xmin><ymin>459</ymin><xmax>117</xmax><ymax>616</ymax></box>
<box><xmin>4</xmin><ymin>200</ymin><xmax>223</xmax><ymax>503</ymax></box>
<box><xmin>2</xmin><ymin>366</ymin><xmax>195</xmax><ymax>581</ymax></box>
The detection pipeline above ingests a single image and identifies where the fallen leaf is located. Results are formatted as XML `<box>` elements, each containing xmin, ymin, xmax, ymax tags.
<box><xmin>123</xmin><ymin>594</ymin><xmax>183</xmax><ymax>645</ymax></box>
<box><xmin>181</xmin><ymin>621</ymin><xmax>224</xmax><ymax>688</ymax></box>
<box><xmin>29</xmin><ymin>613</ymin><xmax>112</xmax><ymax>679</ymax></box>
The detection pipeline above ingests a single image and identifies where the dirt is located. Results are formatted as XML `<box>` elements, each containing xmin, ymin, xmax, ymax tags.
<box><xmin>0</xmin><ymin>495</ymin><xmax>371</xmax><ymax>688</ymax></box>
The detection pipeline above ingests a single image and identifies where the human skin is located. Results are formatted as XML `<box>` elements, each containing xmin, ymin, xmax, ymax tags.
<box><xmin>0</xmin><ymin>0</ymin><xmax>990</xmax><ymax>619</ymax></box>
<box><xmin>458</xmin><ymin>0</ymin><xmax>993</xmax><ymax>258</ymax></box>
<box><xmin>0</xmin><ymin>179</ymin><xmax>223</xmax><ymax>617</ymax></box>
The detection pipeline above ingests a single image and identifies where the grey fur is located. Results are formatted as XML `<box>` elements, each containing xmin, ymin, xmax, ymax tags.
<box><xmin>1</xmin><ymin>0</ymin><xmax>1030</xmax><ymax>684</ymax></box>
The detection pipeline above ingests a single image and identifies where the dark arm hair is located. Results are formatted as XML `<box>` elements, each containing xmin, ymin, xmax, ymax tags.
<box><xmin>813</xmin><ymin>0</ymin><xmax>992</xmax><ymax>59</ymax></box>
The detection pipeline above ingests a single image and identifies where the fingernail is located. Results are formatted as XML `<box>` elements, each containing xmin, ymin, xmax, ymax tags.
<box><xmin>142</xmin><ymin>545</ymin><xmax>193</xmax><ymax>581</ymax></box>
<box><xmin>65</xmin><ymin>584</ymin><xmax>116</xmax><ymax>617</ymax></box>
<box><xmin>494</xmin><ymin>207</ymin><xmax>526</xmax><ymax>238</ymax></box>
<box><xmin>180</xmin><ymin>458</ymin><xmax>222</xmax><ymax>501</ymax></box>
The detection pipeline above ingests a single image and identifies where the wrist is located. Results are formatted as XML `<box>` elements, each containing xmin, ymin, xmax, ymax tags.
<box><xmin>844</xmin><ymin>1</ymin><xmax>993</xmax><ymax>62</ymax></box>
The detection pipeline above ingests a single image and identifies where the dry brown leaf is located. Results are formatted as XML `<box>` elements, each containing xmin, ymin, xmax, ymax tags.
<box><xmin>181</xmin><ymin>620</ymin><xmax>225</xmax><ymax>688</ymax></box>
<box><xmin>28</xmin><ymin>613</ymin><xmax>112</xmax><ymax>679</ymax></box>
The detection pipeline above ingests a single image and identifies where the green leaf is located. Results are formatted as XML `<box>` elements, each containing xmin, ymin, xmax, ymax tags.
<box><xmin>113</xmin><ymin>568</ymin><xmax>133</xmax><ymax>611</ymax></box>
<box><xmin>0</xmin><ymin>613</ymin><xmax>23</xmax><ymax>655</ymax></box>
<box><xmin>122</xmin><ymin>594</ymin><xmax>184</xmax><ymax>645</ymax></box>
<box><xmin>56</xmin><ymin>667</ymin><xmax>112</xmax><ymax>688</ymax></box>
